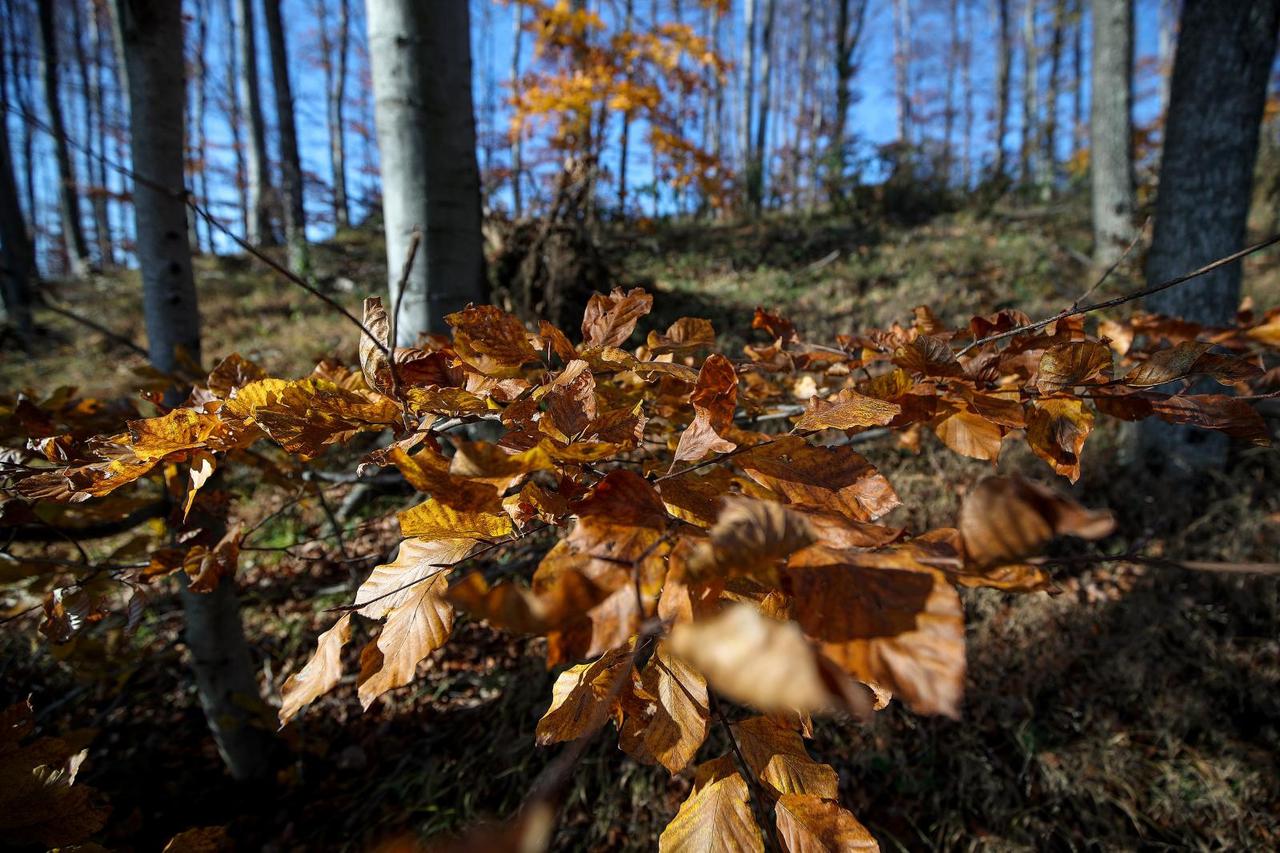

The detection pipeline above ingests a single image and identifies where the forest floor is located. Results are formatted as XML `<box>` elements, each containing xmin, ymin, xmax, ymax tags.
<box><xmin>4</xmin><ymin>203</ymin><xmax>1280</xmax><ymax>851</ymax></box>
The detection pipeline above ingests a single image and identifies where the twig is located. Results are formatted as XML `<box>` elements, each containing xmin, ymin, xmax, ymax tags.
<box><xmin>956</xmin><ymin>231</ymin><xmax>1280</xmax><ymax>356</ymax></box>
<box><xmin>38</xmin><ymin>298</ymin><xmax>150</xmax><ymax>358</ymax></box>
<box><xmin>711</xmin><ymin>694</ymin><xmax>778</xmax><ymax>853</ymax></box>
<box><xmin>1070</xmin><ymin>216</ymin><xmax>1150</xmax><ymax>310</ymax></box>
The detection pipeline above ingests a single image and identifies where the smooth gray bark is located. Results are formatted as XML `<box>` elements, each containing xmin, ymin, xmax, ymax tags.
<box><xmin>365</xmin><ymin>0</ymin><xmax>486</xmax><ymax>344</ymax></box>
<box><xmin>234</xmin><ymin>0</ymin><xmax>272</xmax><ymax>245</ymax></box>
<box><xmin>316</xmin><ymin>0</ymin><xmax>350</xmax><ymax>229</ymax></box>
<box><xmin>893</xmin><ymin>0</ymin><xmax>911</xmax><ymax>145</ymax></box>
<box><xmin>38</xmin><ymin>0</ymin><xmax>92</xmax><ymax>277</ymax></box>
<box><xmin>1020</xmin><ymin>0</ymin><xmax>1038</xmax><ymax>185</ymax></box>
<box><xmin>740</xmin><ymin>0</ymin><xmax>756</xmax><ymax>190</ymax></box>
<box><xmin>262</xmin><ymin>0</ymin><xmax>309</xmax><ymax>277</ymax></box>
<box><xmin>110</xmin><ymin>0</ymin><xmax>272</xmax><ymax>781</ymax></box>
<box><xmin>1139</xmin><ymin>0</ymin><xmax>1280</xmax><ymax>473</ymax></box>
<box><xmin>1090</xmin><ymin>0</ymin><xmax>1135</xmax><ymax>265</ymax></box>
<box><xmin>220</xmin><ymin>0</ymin><xmax>248</xmax><ymax>235</ymax></box>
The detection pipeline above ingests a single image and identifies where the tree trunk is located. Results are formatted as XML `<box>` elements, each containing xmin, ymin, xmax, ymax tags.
<box><xmin>961</xmin><ymin>0</ymin><xmax>974</xmax><ymax>187</ymax></box>
<box><xmin>324</xmin><ymin>0</ymin><xmax>350</xmax><ymax>229</ymax></box>
<box><xmin>993</xmin><ymin>0</ymin><xmax>1011</xmax><ymax>178</ymax></box>
<box><xmin>1070</xmin><ymin>0</ymin><xmax>1084</xmax><ymax>159</ymax></box>
<box><xmin>0</xmin><ymin>13</ymin><xmax>35</xmax><ymax>344</ymax></box>
<box><xmin>892</xmin><ymin>0</ymin><xmax>911</xmax><ymax>146</ymax></box>
<box><xmin>748</xmin><ymin>0</ymin><xmax>775</xmax><ymax>212</ymax></box>
<box><xmin>69</xmin><ymin>0</ymin><xmax>111</xmax><ymax>266</ymax></box>
<box><xmin>38</xmin><ymin>0</ymin><xmax>92</xmax><ymax>277</ymax></box>
<box><xmin>262</xmin><ymin>0</ymin><xmax>309</xmax><ymax>278</ymax></box>
<box><xmin>1089</xmin><ymin>0</ymin><xmax>1135</xmax><ymax>265</ymax></box>
<box><xmin>740</xmin><ymin>0</ymin><xmax>756</xmax><ymax>201</ymax></box>
<box><xmin>1040</xmin><ymin>0</ymin><xmax>1065</xmax><ymax>199</ymax></box>
<box><xmin>87</xmin><ymin>1</ymin><xmax>115</xmax><ymax>266</ymax></box>
<box><xmin>365</xmin><ymin>0</ymin><xmax>486</xmax><ymax>343</ymax></box>
<box><xmin>509</xmin><ymin>0</ymin><xmax>523</xmax><ymax>218</ymax></box>
<box><xmin>110</xmin><ymin>0</ymin><xmax>273</xmax><ymax>782</ymax></box>
<box><xmin>944</xmin><ymin>0</ymin><xmax>959</xmax><ymax>183</ymax></box>
<box><xmin>190</xmin><ymin>0</ymin><xmax>211</xmax><ymax>254</ymax></box>
<box><xmin>221</xmin><ymin>0</ymin><xmax>248</xmax><ymax>235</ymax></box>
<box><xmin>1020</xmin><ymin>0</ymin><xmax>1038</xmax><ymax>186</ymax></box>
<box><xmin>1138</xmin><ymin>0</ymin><xmax>1279</xmax><ymax>474</ymax></box>
<box><xmin>234</xmin><ymin>0</ymin><xmax>272</xmax><ymax>245</ymax></box>
<box><xmin>830</xmin><ymin>0</ymin><xmax>867</xmax><ymax>200</ymax></box>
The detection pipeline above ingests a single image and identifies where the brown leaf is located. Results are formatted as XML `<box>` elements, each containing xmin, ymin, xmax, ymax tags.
<box><xmin>668</xmin><ymin>604</ymin><xmax>856</xmax><ymax>715</ymax></box>
<box><xmin>357</xmin><ymin>564</ymin><xmax>456</xmax><ymax>709</ymax></box>
<box><xmin>658</xmin><ymin>467</ymin><xmax>747</xmax><ymax>528</ymax></box>
<box><xmin>795</xmin><ymin>390</ymin><xmax>901</xmax><ymax>432</ymax></box>
<box><xmin>278</xmin><ymin>614</ymin><xmax>353</xmax><ymax>726</ymax></box>
<box><xmin>1123</xmin><ymin>340</ymin><xmax>1213</xmax><ymax>387</ymax></box>
<box><xmin>1035</xmin><ymin>341</ymin><xmax>1112</xmax><ymax>393</ymax></box>
<box><xmin>658</xmin><ymin>757</ymin><xmax>764</xmax><ymax>853</ymax></box>
<box><xmin>1149</xmin><ymin>394</ymin><xmax>1271</xmax><ymax>445</ymax></box>
<box><xmin>686</xmin><ymin>497</ymin><xmax>817</xmax><ymax>585</ymax></box>
<box><xmin>732</xmin><ymin>716</ymin><xmax>837</xmax><ymax>797</ymax></box>
<box><xmin>447</xmin><ymin>568</ymin><xmax>607</xmax><ymax>634</ymax></box>
<box><xmin>648</xmin><ymin>317</ymin><xmax>716</xmax><ymax>355</ymax></box>
<box><xmin>536</xmin><ymin>641</ymin><xmax>635</xmax><ymax>745</ymax></box>
<box><xmin>1026</xmin><ymin>397</ymin><xmax>1093</xmax><ymax>481</ymax></box>
<box><xmin>581</xmin><ymin>287</ymin><xmax>654</xmax><ymax>348</ymax></box>
<box><xmin>447</xmin><ymin>305</ymin><xmax>539</xmax><ymax>370</ymax></box>
<box><xmin>739</xmin><ymin>436</ymin><xmax>900</xmax><ymax>522</ymax></box>
<box><xmin>673</xmin><ymin>354</ymin><xmax>739</xmax><ymax>465</ymax></box>
<box><xmin>775</xmin><ymin>794</ymin><xmax>879</xmax><ymax>853</ymax></box>
<box><xmin>359</xmin><ymin>296</ymin><xmax>394</xmax><ymax>395</ymax></box>
<box><xmin>618</xmin><ymin>642</ymin><xmax>709</xmax><ymax>773</ymax></box>
<box><xmin>892</xmin><ymin>336</ymin><xmax>964</xmax><ymax>378</ymax></box>
<box><xmin>539</xmin><ymin>359</ymin><xmax>597</xmax><ymax>441</ymax></box>
<box><xmin>932</xmin><ymin>406</ymin><xmax>1003</xmax><ymax>462</ymax></box>
<box><xmin>398</xmin><ymin>499</ymin><xmax>513</xmax><ymax>540</ymax></box>
<box><xmin>754</xmin><ymin>307</ymin><xmax>799</xmax><ymax>344</ymax></box>
<box><xmin>958</xmin><ymin>476</ymin><xmax>1115</xmax><ymax>570</ymax></box>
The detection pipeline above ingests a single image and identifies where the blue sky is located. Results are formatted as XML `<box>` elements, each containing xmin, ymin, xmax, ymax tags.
<box><xmin>6</xmin><ymin>0</ymin><xmax>1177</xmax><ymax>265</ymax></box>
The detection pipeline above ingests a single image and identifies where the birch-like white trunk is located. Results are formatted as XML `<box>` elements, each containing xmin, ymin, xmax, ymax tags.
<box><xmin>365</xmin><ymin>0</ymin><xmax>486</xmax><ymax>344</ymax></box>
<box><xmin>110</xmin><ymin>0</ymin><xmax>272</xmax><ymax>782</ymax></box>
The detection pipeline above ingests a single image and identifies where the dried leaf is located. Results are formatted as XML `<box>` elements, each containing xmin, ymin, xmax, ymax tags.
<box><xmin>279</xmin><ymin>614</ymin><xmax>353</xmax><ymax>726</ymax></box>
<box><xmin>958</xmin><ymin>476</ymin><xmax>1115</xmax><ymax>570</ymax></box>
<box><xmin>658</xmin><ymin>757</ymin><xmax>764</xmax><ymax>853</ymax></box>
<box><xmin>673</xmin><ymin>354</ymin><xmax>739</xmax><ymax>465</ymax></box>
<box><xmin>582</xmin><ymin>287</ymin><xmax>654</xmax><ymax>348</ymax></box>
<box><xmin>1026</xmin><ymin>397</ymin><xmax>1094</xmax><ymax>482</ymax></box>
<box><xmin>536</xmin><ymin>641</ymin><xmax>635</xmax><ymax>745</ymax></box>
<box><xmin>739</xmin><ymin>436</ymin><xmax>900</xmax><ymax>522</ymax></box>
<box><xmin>932</xmin><ymin>406</ymin><xmax>1003</xmax><ymax>462</ymax></box>
<box><xmin>795</xmin><ymin>390</ymin><xmax>901</xmax><ymax>432</ymax></box>
<box><xmin>775</xmin><ymin>795</ymin><xmax>879</xmax><ymax>853</ymax></box>
<box><xmin>732</xmin><ymin>716</ymin><xmax>837</xmax><ymax>797</ymax></box>
<box><xmin>618</xmin><ymin>642</ymin><xmax>709</xmax><ymax>773</ymax></box>
<box><xmin>1036</xmin><ymin>341</ymin><xmax>1112</xmax><ymax>393</ymax></box>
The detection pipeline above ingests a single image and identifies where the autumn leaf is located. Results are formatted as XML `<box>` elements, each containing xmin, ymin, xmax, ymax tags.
<box><xmin>685</xmin><ymin>496</ymin><xmax>816</xmax><ymax>585</ymax></box>
<box><xmin>795</xmin><ymin>389</ymin><xmax>901</xmax><ymax>432</ymax></box>
<box><xmin>536</xmin><ymin>641</ymin><xmax>635</xmax><ymax>745</ymax></box>
<box><xmin>648</xmin><ymin>317</ymin><xmax>716</xmax><ymax>355</ymax></box>
<box><xmin>668</xmin><ymin>604</ymin><xmax>866</xmax><ymax>716</ymax></box>
<box><xmin>672</xmin><ymin>353</ymin><xmax>739</xmax><ymax>465</ymax></box>
<box><xmin>1123</xmin><ymin>340</ymin><xmax>1213</xmax><ymax>387</ymax></box>
<box><xmin>1036</xmin><ymin>340</ymin><xmax>1112</xmax><ymax>393</ymax></box>
<box><xmin>775</xmin><ymin>794</ymin><xmax>879</xmax><ymax>853</ymax></box>
<box><xmin>618</xmin><ymin>642</ymin><xmax>709</xmax><ymax>773</ymax></box>
<box><xmin>731</xmin><ymin>716</ymin><xmax>837</xmax><ymax>797</ymax></box>
<box><xmin>892</xmin><ymin>335</ymin><xmax>964</xmax><ymax>378</ymax></box>
<box><xmin>932</xmin><ymin>405</ymin><xmax>1003</xmax><ymax>462</ymax></box>
<box><xmin>581</xmin><ymin>286</ymin><xmax>654</xmax><ymax>348</ymax></box>
<box><xmin>359</xmin><ymin>296</ymin><xmax>394</xmax><ymax>395</ymax></box>
<box><xmin>739</xmin><ymin>436</ymin><xmax>900</xmax><ymax>522</ymax></box>
<box><xmin>357</xmin><ymin>566</ymin><xmax>456</xmax><ymax>709</ymax></box>
<box><xmin>398</xmin><ymin>498</ymin><xmax>513</xmax><ymax>540</ymax></box>
<box><xmin>448</xmin><ymin>304</ymin><xmax>540</xmax><ymax>371</ymax></box>
<box><xmin>1026</xmin><ymin>397</ymin><xmax>1094</xmax><ymax>481</ymax></box>
<box><xmin>1150</xmin><ymin>394</ymin><xmax>1271</xmax><ymax>445</ymax></box>
<box><xmin>658</xmin><ymin>756</ymin><xmax>764</xmax><ymax>853</ymax></box>
<box><xmin>958</xmin><ymin>476</ymin><xmax>1115</xmax><ymax>571</ymax></box>
<box><xmin>278</xmin><ymin>613</ymin><xmax>353</xmax><ymax>726</ymax></box>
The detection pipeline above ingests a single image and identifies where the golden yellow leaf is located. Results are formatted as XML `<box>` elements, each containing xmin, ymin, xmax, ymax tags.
<box><xmin>775</xmin><ymin>794</ymin><xmax>879</xmax><ymax>853</ymax></box>
<box><xmin>278</xmin><ymin>613</ymin><xmax>353</xmax><ymax>726</ymax></box>
<box><xmin>658</xmin><ymin>757</ymin><xmax>764</xmax><ymax>853</ymax></box>
<box><xmin>398</xmin><ymin>499</ymin><xmax>513</xmax><ymax>541</ymax></box>
<box><xmin>795</xmin><ymin>390</ymin><xmax>901</xmax><ymax>432</ymax></box>
<box><xmin>618</xmin><ymin>642</ymin><xmax>709</xmax><ymax>774</ymax></box>
<box><xmin>535</xmin><ymin>641</ymin><xmax>635</xmax><ymax>745</ymax></box>
<box><xmin>731</xmin><ymin>716</ymin><xmax>837</xmax><ymax>797</ymax></box>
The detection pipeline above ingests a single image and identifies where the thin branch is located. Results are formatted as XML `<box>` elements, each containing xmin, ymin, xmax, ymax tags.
<box><xmin>388</xmin><ymin>228</ymin><xmax>422</xmax><ymax>409</ymax></box>
<box><xmin>1070</xmin><ymin>216</ymin><xmax>1150</xmax><ymax>311</ymax></box>
<box><xmin>956</xmin><ymin>231</ymin><xmax>1280</xmax><ymax>356</ymax></box>
<box><xmin>38</xmin><ymin>298</ymin><xmax>150</xmax><ymax>358</ymax></box>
